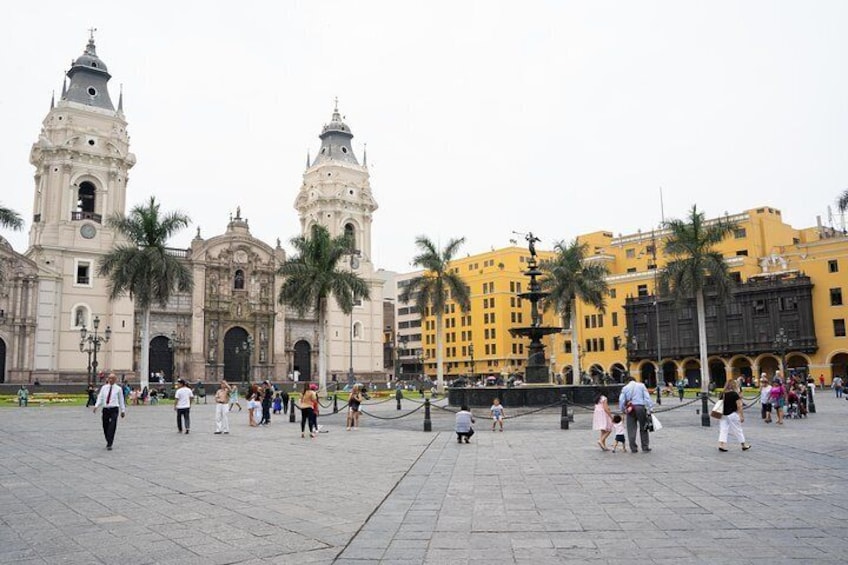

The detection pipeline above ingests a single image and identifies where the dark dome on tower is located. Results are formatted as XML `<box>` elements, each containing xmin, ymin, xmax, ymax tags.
<box><xmin>311</xmin><ymin>100</ymin><xmax>359</xmax><ymax>166</ymax></box>
<box><xmin>63</xmin><ymin>35</ymin><xmax>115</xmax><ymax>111</ymax></box>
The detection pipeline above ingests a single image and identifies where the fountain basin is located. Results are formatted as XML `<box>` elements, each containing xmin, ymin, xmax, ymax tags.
<box><xmin>448</xmin><ymin>384</ymin><xmax>624</xmax><ymax>408</ymax></box>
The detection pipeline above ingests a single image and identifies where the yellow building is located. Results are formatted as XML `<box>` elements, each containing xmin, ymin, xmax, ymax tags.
<box><xmin>418</xmin><ymin>206</ymin><xmax>848</xmax><ymax>386</ymax></box>
<box><xmin>572</xmin><ymin>206</ymin><xmax>848</xmax><ymax>385</ymax></box>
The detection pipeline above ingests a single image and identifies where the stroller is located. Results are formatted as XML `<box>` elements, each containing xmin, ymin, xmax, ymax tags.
<box><xmin>786</xmin><ymin>390</ymin><xmax>804</xmax><ymax>419</ymax></box>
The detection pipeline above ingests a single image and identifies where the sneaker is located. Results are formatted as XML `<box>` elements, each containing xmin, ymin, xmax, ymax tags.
<box><xmin>185</xmin><ymin>430</ymin><xmax>190</xmax><ymax>434</ymax></box>
<box><xmin>214</xmin><ymin>431</ymin><xmax>222</xmax><ymax>435</ymax></box>
<box><xmin>106</xmin><ymin>445</ymin><xmax>112</xmax><ymax>451</ymax></box>
<box><xmin>643</xmin><ymin>448</ymin><xmax>651</xmax><ymax>452</ymax></box>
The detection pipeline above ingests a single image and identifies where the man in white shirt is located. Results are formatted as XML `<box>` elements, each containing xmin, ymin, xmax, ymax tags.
<box><xmin>618</xmin><ymin>376</ymin><xmax>654</xmax><ymax>453</ymax></box>
<box><xmin>93</xmin><ymin>373</ymin><xmax>126</xmax><ymax>450</ymax></box>
<box><xmin>174</xmin><ymin>378</ymin><xmax>194</xmax><ymax>434</ymax></box>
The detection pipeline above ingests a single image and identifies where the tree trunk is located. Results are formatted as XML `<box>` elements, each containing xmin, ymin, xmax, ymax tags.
<box><xmin>569</xmin><ymin>301</ymin><xmax>580</xmax><ymax>384</ymax></box>
<box><xmin>696</xmin><ymin>290</ymin><xmax>709</xmax><ymax>394</ymax></box>
<box><xmin>435</xmin><ymin>312</ymin><xmax>444</xmax><ymax>393</ymax></box>
<box><xmin>140</xmin><ymin>307</ymin><xmax>150</xmax><ymax>390</ymax></box>
<box><xmin>318</xmin><ymin>298</ymin><xmax>328</xmax><ymax>396</ymax></box>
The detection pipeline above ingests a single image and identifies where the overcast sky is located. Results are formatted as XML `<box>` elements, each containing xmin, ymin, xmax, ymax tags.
<box><xmin>3</xmin><ymin>1</ymin><xmax>847</xmax><ymax>272</ymax></box>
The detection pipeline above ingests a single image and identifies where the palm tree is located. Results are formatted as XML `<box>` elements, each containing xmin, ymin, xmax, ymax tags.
<box><xmin>0</xmin><ymin>204</ymin><xmax>23</xmax><ymax>231</ymax></box>
<box><xmin>838</xmin><ymin>188</ymin><xmax>848</xmax><ymax>214</ymax></box>
<box><xmin>98</xmin><ymin>197</ymin><xmax>193</xmax><ymax>389</ymax></box>
<box><xmin>0</xmin><ymin>203</ymin><xmax>23</xmax><ymax>280</ymax></box>
<box><xmin>277</xmin><ymin>224</ymin><xmax>370</xmax><ymax>394</ymax></box>
<box><xmin>539</xmin><ymin>239</ymin><xmax>609</xmax><ymax>383</ymax></box>
<box><xmin>399</xmin><ymin>236</ymin><xmax>471</xmax><ymax>394</ymax></box>
<box><xmin>660</xmin><ymin>205</ymin><xmax>736</xmax><ymax>408</ymax></box>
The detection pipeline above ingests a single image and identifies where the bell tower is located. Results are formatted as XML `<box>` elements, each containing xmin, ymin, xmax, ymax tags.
<box><xmin>25</xmin><ymin>33</ymin><xmax>136</xmax><ymax>380</ymax></box>
<box><xmin>294</xmin><ymin>102</ymin><xmax>384</xmax><ymax>382</ymax></box>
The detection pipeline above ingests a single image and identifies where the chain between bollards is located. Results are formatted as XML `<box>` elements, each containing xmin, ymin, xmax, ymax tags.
<box><xmin>423</xmin><ymin>398</ymin><xmax>432</xmax><ymax>432</ymax></box>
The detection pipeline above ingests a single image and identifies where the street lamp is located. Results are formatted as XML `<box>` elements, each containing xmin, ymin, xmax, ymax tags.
<box><xmin>623</xmin><ymin>328</ymin><xmax>637</xmax><ymax>381</ymax></box>
<box><xmin>79</xmin><ymin>316</ymin><xmax>111</xmax><ymax>387</ymax></box>
<box><xmin>395</xmin><ymin>336</ymin><xmax>407</xmax><ymax>380</ymax></box>
<box><xmin>650</xmin><ymin>229</ymin><xmax>662</xmax><ymax>405</ymax></box>
<box><xmin>773</xmin><ymin>327</ymin><xmax>792</xmax><ymax>380</ymax></box>
<box><xmin>235</xmin><ymin>335</ymin><xmax>254</xmax><ymax>386</ymax></box>
<box><xmin>168</xmin><ymin>330</ymin><xmax>185</xmax><ymax>381</ymax></box>
<box><xmin>468</xmin><ymin>343</ymin><xmax>475</xmax><ymax>380</ymax></box>
<box><xmin>347</xmin><ymin>249</ymin><xmax>362</xmax><ymax>386</ymax></box>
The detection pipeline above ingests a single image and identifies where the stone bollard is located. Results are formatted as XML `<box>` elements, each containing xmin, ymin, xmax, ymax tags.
<box><xmin>333</xmin><ymin>394</ymin><xmax>338</xmax><ymax>414</ymax></box>
<box><xmin>560</xmin><ymin>394</ymin><xmax>569</xmax><ymax>430</ymax></box>
<box><xmin>289</xmin><ymin>398</ymin><xmax>296</xmax><ymax>423</ymax></box>
<box><xmin>808</xmin><ymin>388</ymin><xmax>817</xmax><ymax>414</ymax></box>
<box><xmin>423</xmin><ymin>398</ymin><xmax>432</xmax><ymax>432</ymax></box>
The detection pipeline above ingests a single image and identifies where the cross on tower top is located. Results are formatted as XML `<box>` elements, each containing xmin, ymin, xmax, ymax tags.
<box><xmin>88</xmin><ymin>27</ymin><xmax>97</xmax><ymax>41</ymax></box>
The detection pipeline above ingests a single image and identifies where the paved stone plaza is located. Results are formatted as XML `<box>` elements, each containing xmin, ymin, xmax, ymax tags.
<box><xmin>1</xmin><ymin>391</ymin><xmax>846</xmax><ymax>564</ymax></box>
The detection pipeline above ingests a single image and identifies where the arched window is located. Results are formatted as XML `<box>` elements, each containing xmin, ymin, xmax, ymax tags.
<box><xmin>353</xmin><ymin>321</ymin><xmax>363</xmax><ymax>339</ymax></box>
<box><xmin>77</xmin><ymin>181</ymin><xmax>96</xmax><ymax>213</ymax></box>
<box><xmin>344</xmin><ymin>222</ymin><xmax>356</xmax><ymax>249</ymax></box>
<box><xmin>234</xmin><ymin>269</ymin><xmax>245</xmax><ymax>290</ymax></box>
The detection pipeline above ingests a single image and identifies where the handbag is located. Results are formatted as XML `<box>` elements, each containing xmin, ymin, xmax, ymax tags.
<box><xmin>650</xmin><ymin>413</ymin><xmax>663</xmax><ymax>431</ymax></box>
<box><xmin>644</xmin><ymin>414</ymin><xmax>654</xmax><ymax>432</ymax></box>
<box><xmin>625</xmin><ymin>400</ymin><xmax>635</xmax><ymax>415</ymax></box>
<box><xmin>710</xmin><ymin>399</ymin><xmax>724</xmax><ymax>419</ymax></box>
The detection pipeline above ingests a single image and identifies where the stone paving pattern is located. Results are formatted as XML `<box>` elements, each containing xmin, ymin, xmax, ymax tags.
<box><xmin>1</xmin><ymin>391</ymin><xmax>846</xmax><ymax>564</ymax></box>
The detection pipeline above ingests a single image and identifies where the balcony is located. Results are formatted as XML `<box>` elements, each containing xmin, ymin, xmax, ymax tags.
<box><xmin>70</xmin><ymin>211</ymin><xmax>102</xmax><ymax>223</ymax></box>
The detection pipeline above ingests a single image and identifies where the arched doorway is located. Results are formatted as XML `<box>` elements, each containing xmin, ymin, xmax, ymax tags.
<box><xmin>224</xmin><ymin>327</ymin><xmax>251</xmax><ymax>384</ymax></box>
<box><xmin>0</xmin><ymin>338</ymin><xmax>6</xmax><ymax>383</ymax></box>
<box><xmin>149</xmin><ymin>336</ymin><xmax>173</xmax><ymax>382</ymax></box>
<box><xmin>709</xmin><ymin>360</ymin><xmax>727</xmax><ymax>389</ymax></box>
<box><xmin>787</xmin><ymin>354</ymin><xmax>809</xmax><ymax>381</ymax></box>
<box><xmin>683</xmin><ymin>359</ymin><xmax>700</xmax><ymax>388</ymax></box>
<box><xmin>640</xmin><ymin>363</ymin><xmax>657</xmax><ymax>387</ymax></box>
<box><xmin>661</xmin><ymin>361</ymin><xmax>677</xmax><ymax>385</ymax></box>
<box><xmin>610</xmin><ymin>363</ymin><xmax>627</xmax><ymax>383</ymax></box>
<box><xmin>563</xmin><ymin>366</ymin><xmax>574</xmax><ymax>385</ymax></box>
<box><xmin>759</xmin><ymin>356</ymin><xmax>779</xmax><ymax>378</ymax></box>
<box><xmin>293</xmin><ymin>340</ymin><xmax>312</xmax><ymax>382</ymax></box>
<box><xmin>830</xmin><ymin>353</ymin><xmax>848</xmax><ymax>381</ymax></box>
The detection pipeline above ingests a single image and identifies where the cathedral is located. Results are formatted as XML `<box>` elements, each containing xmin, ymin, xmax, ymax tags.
<box><xmin>0</xmin><ymin>36</ymin><xmax>385</xmax><ymax>386</ymax></box>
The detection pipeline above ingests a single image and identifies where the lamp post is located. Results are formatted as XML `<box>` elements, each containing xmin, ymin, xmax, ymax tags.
<box><xmin>79</xmin><ymin>316</ymin><xmax>111</xmax><ymax>387</ymax></box>
<box><xmin>395</xmin><ymin>336</ymin><xmax>407</xmax><ymax>381</ymax></box>
<box><xmin>418</xmin><ymin>348</ymin><xmax>426</xmax><ymax>379</ymax></box>
<box><xmin>347</xmin><ymin>249</ymin><xmax>361</xmax><ymax>387</ymax></box>
<box><xmin>773</xmin><ymin>327</ymin><xmax>792</xmax><ymax>378</ymax></box>
<box><xmin>167</xmin><ymin>330</ymin><xmax>185</xmax><ymax>381</ymax></box>
<box><xmin>623</xmin><ymin>328</ymin><xmax>638</xmax><ymax>381</ymax></box>
<box><xmin>650</xmin><ymin>229</ymin><xmax>662</xmax><ymax>405</ymax></box>
<box><xmin>468</xmin><ymin>343</ymin><xmax>475</xmax><ymax>381</ymax></box>
<box><xmin>235</xmin><ymin>335</ymin><xmax>254</xmax><ymax>386</ymax></box>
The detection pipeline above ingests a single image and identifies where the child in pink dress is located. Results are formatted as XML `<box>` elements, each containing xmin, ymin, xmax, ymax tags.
<box><xmin>592</xmin><ymin>392</ymin><xmax>613</xmax><ymax>451</ymax></box>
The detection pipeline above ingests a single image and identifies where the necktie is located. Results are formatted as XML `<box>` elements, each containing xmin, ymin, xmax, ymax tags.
<box><xmin>106</xmin><ymin>385</ymin><xmax>113</xmax><ymax>404</ymax></box>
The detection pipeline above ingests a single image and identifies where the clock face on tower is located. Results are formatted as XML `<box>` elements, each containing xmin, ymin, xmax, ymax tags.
<box><xmin>80</xmin><ymin>224</ymin><xmax>96</xmax><ymax>239</ymax></box>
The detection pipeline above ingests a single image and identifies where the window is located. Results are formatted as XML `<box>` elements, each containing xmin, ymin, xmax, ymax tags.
<box><xmin>637</xmin><ymin>284</ymin><xmax>648</xmax><ymax>297</ymax></box>
<box><xmin>627</xmin><ymin>268</ymin><xmax>637</xmax><ymax>273</ymax></box>
<box><xmin>234</xmin><ymin>269</ymin><xmax>245</xmax><ymax>290</ymax></box>
<box><xmin>490</xmin><ymin>328</ymin><xmax>496</xmax><ymax>339</ymax></box>
<box><xmin>734</xmin><ymin>227</ymin><xmax>747</xmax><ymax>239</ymax></box>
<box><xmin>753</xmin><ymin>299</ymin><xmax>767</xmax><ymax>314</ymax></box>
<box><xmin>484</xmin><ymin>329</ymin><xmax>490</xmax><ymax>339</ymax></box>
<box><xmin>599</xmin><ymin>338</ymin><xmax>605</xmax><ymax>352</ymax></box>
<box><xmin>598</xmin><ymin>315</ymin><xmax>604</xmax><ymax>328</ymax></box>
<box><xmin>75</xmin><ymin>260</ymin><xmax>91</xmax><ymax>286</ymax></box>
<box><xmin>736</xmin><ymin>250</ymin><xmax>748</xmax><ymax>256</ymax></box>
<box><xmin>626</xmin><ymin>248</ymin><xmax>635</xmax><ymax>258</ymax></box>
<box><xmin>344</xmin><ymin>223</ymin><xmax>355</xmax><ymax>247</ymax></box>
<box><xmin>564</xmin><ymin>340</ymin><xmax>572</xmax><ymax>353</ymax></box>
<box><xmin>491</xmin><ymin>344</ymin><xmax>496</xmax><ymax>355</ymax></box>
<box><xmin>612</xmin><ymin>312</ymin><xmax>618</xmax><ymax>326</ymax></box>
<box><xmin>585</xmin><ymin>315</ymin><xmax>591</xmax><ymax>329</ymax></box>
<box><xmin>585</xmin><ymin>339</ymin><xmax>592</xmax><ymax>352</ymax></box>
<box><xmin>353</xmin><ymin>321</ymin><xmax>362</xmax><ymax>339</ymax></box>
<box><xmin>610</xmin><ymin>289</ymin><xmax>616</xmax><ymax>298</ymax></box>
<box><xmin>613</xmin><ymin>336</ymin><xmax>621</xmax><ymax>350</ymax></box>
<box><xmin>829</xmin><ymin>260</ymin><xmax>839</xmax><ymax>273</ymax></box>
<box><xmin>835</xmin><ymin>319</ymin><xmax>846</xmax><ymax>337</ymax></box>
<box><xmin>831</xmin><ymin>288</ymin><xmax>843</xmax><ymax>306</ymax></box>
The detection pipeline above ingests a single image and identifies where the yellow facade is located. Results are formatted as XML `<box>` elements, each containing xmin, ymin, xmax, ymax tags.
<box><xmin>419</xmin><ymin>206</ymin><xmax>848</xmax><ymax>384</ymax></box>
<box><xmin>570</xmin><ymin>206</ymin><xmax>848</xmax><ymax>384</ymax></box>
